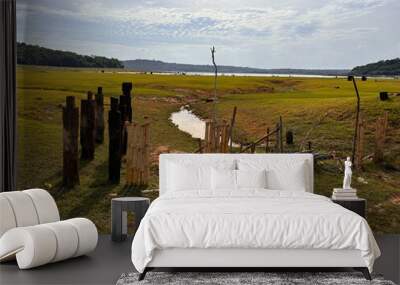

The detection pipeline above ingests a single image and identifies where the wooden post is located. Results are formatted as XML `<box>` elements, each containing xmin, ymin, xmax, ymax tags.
<box><xmin>209</xmin><ymin>121</ymin><xmax>216</xmax><ymax>152</ymax></box>
<box><xmin>204</xmin><ymin>120</ymin><xmax>211</xmax><ymax>153</ymax></box>
<box><xmin>119</xmin><ymin>96</ymin><xmax>129</xmax><ymax>156</ymax></box>
<box><xmin>308</xmin><ymin>141</ymin><xmax>312</xmax><ymax>152</ymax></box>
<box><xmin>126</xmin><ymin>122</ymin><xmax>136</xmax><ymax>185</ymax></box>
<box><xmin>95</xmin><ymin>87</ymin><xmax>104</xmax><ymax>143</ymax></box>
<box><xmin>62</xmin><ymin>96</ymin><xmax>79</xmax><ymax>187</ymax></box>
<box><xmin>198</xmin><ymin>138</ymin><xmax>203</xmax><ymax>153</ymax></box>
<box><xmin>220</xmin><ymin>121</ymin><xmax>227</xmax><ymax>153</ymax></box>
<box><xmin>275</xmin><ymin>122</ymin><xmax>280</xmax><ymax>152</ymax></box>
<box><xmin>229</xmin><ymin>106</ymin><xmax>237</xmax><ymax>152</ymax></box>
<box><xmin>223</xmin><ymin>123</ymin><xmax>230</xmax><ymax>153</ymax></box>
<box><xmin>355</xmin><ymin>117</ymin><xmax>364</xmax><ymax>171</ymax></box>
<box><xmin>108</xmin><ymin>97</ymin><xmax>122</xmax><ymax>183</ymax></box>
<box><xmin>126</xmin><ymin>120</ymin><xmax>150</xmax><ymax>186</ymax></box>
<box><xmin>142</xmin><ymin>121</ymin><xmax>150</xmax><ymax>184</ymax></box>
<box><xmin>279</xmin><ymin>116</ymin><xmax>283</xmax><ymax>152</ymax></box>
<box><xmin>119</xmin><ymin>83</ymin><xmax>133</xmax><ymax>156</ymax></box>
<box><xmin>122</xmin><ymin>82</ymin><xmax>133</xmax><ymax>122</ymax></box>
<box><xmin>80</xmin><ymin>91</ymin><xmax>96</xmax><ymax>160</ymax></box>
<box><xmin>265</xmin><ymin>128</ymin><xmax>270</xmax><ymax>153</ymax></box>
<box><xmin>286</xmin><ymin>130</ymin><xmax>293</xmax><ymax>145</ymax></box>
<box><xmin>379</xmin><ymin>92</ymin><xmax>389</xmax><ymax>101</ymax></box>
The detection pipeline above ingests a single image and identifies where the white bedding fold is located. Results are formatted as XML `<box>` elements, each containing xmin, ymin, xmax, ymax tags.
<box><xmin>131</xmin><ymin>190</ymin><xmax>380</xmax><ymax>273</ymax></box>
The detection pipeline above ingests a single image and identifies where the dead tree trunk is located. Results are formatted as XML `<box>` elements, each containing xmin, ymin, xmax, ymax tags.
<box><xmin>80</xmin><ymin>91</ymin><xmax>96</xmax><ymax>160</ymax></box>
<box><xmin>210</xmin><ymin>46</ymin><xmax>218</xmax><ymax>122</ymax></box>
<box><xmin>350</xmin><ymin>76</ymin><xmax>361</xmax><ymax>164</ymax></box>
<box><xmin>108</xmin><ymin>97</ymin><xmax>122</xmax><ymax>183</ymax></box>
<box><xmin>62</xmin><ymin>96</ymin><xmax>79</xmax><ymax>187</ymax></box>
<box><xmin>95</xmin><ymin>87</ymin><xmax>104</xmax><ymax>143</ymax></box>
<box><xmin>355</xmin><ymin>116</ymin><xmax>365</xmax><ymax>171</ymax></box>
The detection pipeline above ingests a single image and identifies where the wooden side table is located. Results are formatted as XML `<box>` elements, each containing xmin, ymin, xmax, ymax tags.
<box><xmin>111</xmin><ymin>197</ymin><xmax>150</xmax><ymax>242</ymax></box>
<box><xmin>332</xmin><ymin>198</ymin><xmax>366</xmax><ymax>218</ymax></box>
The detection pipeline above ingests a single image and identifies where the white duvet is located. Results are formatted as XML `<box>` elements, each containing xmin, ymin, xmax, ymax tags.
<box><xmin>131</xmin><ymin>190</ymin><xmax>380</xmax><ymax>273</ymax></box>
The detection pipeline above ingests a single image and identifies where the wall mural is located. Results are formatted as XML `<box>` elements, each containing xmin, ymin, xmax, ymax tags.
<box><xmin>16</xmin><ymin>0</ymin><xmax>400</xmax><ymax>233</ymax></box>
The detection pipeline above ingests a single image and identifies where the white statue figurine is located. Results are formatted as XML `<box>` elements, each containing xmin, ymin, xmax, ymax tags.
<box><xmin>343</xmin><ymin>157</ymin><xmax>352</xmax><ymax>189</ymax></box>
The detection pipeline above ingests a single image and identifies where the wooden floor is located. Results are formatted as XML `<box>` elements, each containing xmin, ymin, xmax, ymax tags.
<box><xmin>0</xmin><ymin>235</ymin><xmax>399</xmax><ymax>285</ymax></box>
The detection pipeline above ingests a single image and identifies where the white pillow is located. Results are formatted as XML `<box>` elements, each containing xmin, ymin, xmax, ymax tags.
<box><xmin>167</xmin><ymin>162</ymin><xmax>211</xmax><ymax>191</ymax></box>
<box><xmin>238</xmin><ymin>159</ymin><xmax>307</xmax><ymax>191</ymax></box>
<box><xmin>211</xmin><ymin>168</ymin><xmax>236</xmax><ymax>191</ymax></box>
<box><xmin>236</xmin><ymin>169</ymin><xmax>267</xmax><ymax>189</ymax></box>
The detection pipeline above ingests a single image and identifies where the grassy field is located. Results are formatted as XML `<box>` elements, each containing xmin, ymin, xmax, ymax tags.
<box><xmin>16</xmin><ymin>65</ymin><xmax>400</xmax><ymax>234</ymax></box>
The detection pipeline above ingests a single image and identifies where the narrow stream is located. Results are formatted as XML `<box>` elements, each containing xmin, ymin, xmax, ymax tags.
<box><xmin>170</xmin><ymin>106</ymin><xmax>206</xmax><ymax>139</ymax></box>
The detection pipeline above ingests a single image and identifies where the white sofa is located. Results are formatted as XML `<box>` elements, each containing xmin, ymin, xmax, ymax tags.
<box><xmin>0</xmin><ymin>189</ymin><xmax>98</xmax><ymax>269</ymax></box>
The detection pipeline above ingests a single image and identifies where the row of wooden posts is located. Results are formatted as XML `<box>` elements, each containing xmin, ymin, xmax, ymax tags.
<box><xmin>62</xmin><ymin>82</ymin><xmax>150</xmax><ymax>188</ymax></box>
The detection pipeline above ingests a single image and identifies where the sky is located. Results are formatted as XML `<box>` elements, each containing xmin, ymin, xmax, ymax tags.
<box><xmin>16</xmin><ymin>0</ymin><xmax>400</xmax><ymax>69</ymax></box>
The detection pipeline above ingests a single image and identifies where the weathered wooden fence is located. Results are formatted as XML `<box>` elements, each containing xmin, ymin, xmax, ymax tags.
<box><xmin>200</xmin><ymin>120</ymin><xmax>230</xmax><ymax>153</ymax></box>
<box><xmin>240</xmin><ymin>116</ymin><xmax>283</xmax><ymax>153</ymax></box>
<box><xmin>126</xmin><ymin>121</ymin><xmax>150</xmax><ymax>185</ymax></box>
<box><xmin>62</xmin><ymin>96</ymin><xmax>79</xmax><ymax>187</ymax></box>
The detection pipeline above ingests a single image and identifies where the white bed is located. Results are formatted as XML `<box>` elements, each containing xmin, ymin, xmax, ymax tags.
<box><xmin>131</xmin><ymin>154</ymin><xmax>380</xmax><ymax>280</ymax></box>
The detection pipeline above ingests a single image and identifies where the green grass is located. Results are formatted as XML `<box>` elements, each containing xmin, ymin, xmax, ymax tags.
<box><xmin>16</xmin><ymin>65</ymin><xmax>400</xmax><ymax>233</ymax></box>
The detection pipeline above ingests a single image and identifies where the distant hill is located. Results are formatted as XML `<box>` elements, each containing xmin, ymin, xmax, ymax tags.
<box><xmin>351</xmin><ymin>58</ymin><xmax>400</xmax><ymax>76</ymax></box>
<box><xmin>17</xmin><ymin>42</ymin><xmax>123</xmax><ymax>68</ymax></box>
<box><xmin>123</xmin><ymin>59</ymin><xmax>349</xmax><ymax>76</ymax></box>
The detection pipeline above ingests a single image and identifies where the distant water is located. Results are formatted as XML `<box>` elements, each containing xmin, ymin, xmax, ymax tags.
<box><xmin>116</xmin><ymin>70</ymin><xmax>398</xmax><ymax>79</ymax></box>
<box><xmin>117</xmin><ymin>70</ymin><xmax>345</xmax><ymax>78</ymax></box>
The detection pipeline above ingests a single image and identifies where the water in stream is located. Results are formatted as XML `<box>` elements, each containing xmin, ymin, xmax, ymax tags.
<box><xmin>170</xmin><ymin>106</ymin><xmax>206</xmax><ymax>139</ymax></box>
<box><xmin>170</xmin><ymin>106</ymin><xmax>239</xmax><ymax>147</ymax></box>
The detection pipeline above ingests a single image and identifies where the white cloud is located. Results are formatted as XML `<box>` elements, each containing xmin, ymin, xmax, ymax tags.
<box><xmin>16</xmin><ymin>0</ymin><xmax>399</xmax><ymax>68</ymax></box>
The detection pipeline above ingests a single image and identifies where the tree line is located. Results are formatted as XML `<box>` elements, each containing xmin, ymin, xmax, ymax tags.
<box><xmin>351</xmin><ymin>58</ymin><xmax>400</xmax><ymax>76</ymax></box>
<box><xmin>17</xmin><ymin>42</ymin><xmax>124</xmax><ymax>68</ymax></box>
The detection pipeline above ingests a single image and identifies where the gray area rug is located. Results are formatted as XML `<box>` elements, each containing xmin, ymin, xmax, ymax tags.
<box><xmin>116</xmin><ymin>272</ymin><xmax>396</xmax><ymax>285</ymax></box>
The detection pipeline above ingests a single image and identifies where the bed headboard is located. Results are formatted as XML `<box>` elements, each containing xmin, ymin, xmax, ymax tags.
<box><xmin>159</xmin><ymin>153</ymin><xmax>314</xmax><ymax>195</ymax></box>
